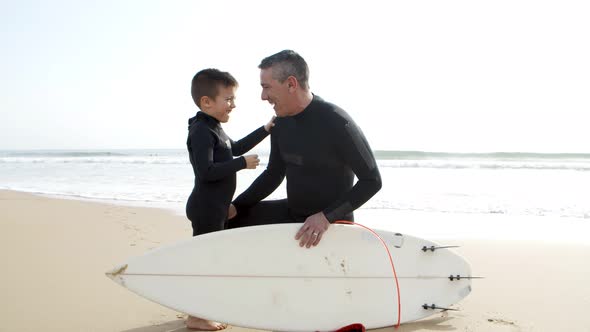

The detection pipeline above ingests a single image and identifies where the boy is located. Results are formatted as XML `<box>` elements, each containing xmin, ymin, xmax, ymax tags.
<box><xmin>185</xmin><ymin>68</ymin><xmax>274</xmax><ymax>330</ymax></box>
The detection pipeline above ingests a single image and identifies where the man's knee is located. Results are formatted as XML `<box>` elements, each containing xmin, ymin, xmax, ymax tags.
<box><xmin>227</xmin><ymin>200</ymin><xmax>292</xmax><ymax>228</ymax></box>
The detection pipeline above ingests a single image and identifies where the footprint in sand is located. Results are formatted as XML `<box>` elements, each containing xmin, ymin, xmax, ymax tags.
<box><xmin>487</xmin><ymin>318</ymin><xmax>520</xmax><ymax>331</ymax></box>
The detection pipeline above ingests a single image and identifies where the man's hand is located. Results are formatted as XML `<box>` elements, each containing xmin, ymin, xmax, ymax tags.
<box><xmin>228</xmin><ymin>203</ymin><xmax>237</xmax><ymax>220</ymax></box>
<box><xmin>295</xmin><ymin>212</ymin><xmax>330</xmax><ymax>248</ymax></box>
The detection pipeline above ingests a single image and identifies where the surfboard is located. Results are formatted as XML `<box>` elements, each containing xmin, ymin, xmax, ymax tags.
<box><xmin>106</xmin><ymin>223</ymin><xmax>472</xmax><ymax>331</ymax></box>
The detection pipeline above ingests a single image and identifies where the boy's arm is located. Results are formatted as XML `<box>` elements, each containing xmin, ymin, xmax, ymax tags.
<box><xmin>191</xmin><ymin>127</ymin><xmax>246</xmax><ymax>182</ymax></box>
<box><xmin>232</xmin><ymin>133</ymin><xmax>285</xmax><ymax>210</ymax></box>
<box><xmin>230</xmin><ymin>126</ymin><xmax>269</xmax><ymax>156</ymax></box>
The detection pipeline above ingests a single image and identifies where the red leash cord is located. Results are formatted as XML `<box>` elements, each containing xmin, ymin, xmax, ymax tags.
<box><xmin>334</xmin><ymin>220</ymin><xmax>401</xmax><ymax>329</ymax></box>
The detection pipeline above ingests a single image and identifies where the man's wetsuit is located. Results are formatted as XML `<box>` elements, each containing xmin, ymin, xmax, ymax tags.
<box><xmin>186</xmin><ymin>111</ymin><xmax>268</xmax><ymax>236</ymax></box>
<box><xmin>229</xmin><ymin>95</ymin><xmax>381</xmax><ymax>228</ymax></box>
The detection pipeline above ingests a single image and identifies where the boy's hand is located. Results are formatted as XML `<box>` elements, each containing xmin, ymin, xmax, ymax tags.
<box><xmin>264</xmin><ymin>116</ymin><xmax>276</xmax><ymax>132</ymax></box>
<box><xmin>244</xmin><ymin>154</ymin><xmax>260</xmax><ymax>169</ymax></box>
<box><xmin>228</xmin><ymin>204</ymin><xmax>237</xmax><ymax>220</ymax></box>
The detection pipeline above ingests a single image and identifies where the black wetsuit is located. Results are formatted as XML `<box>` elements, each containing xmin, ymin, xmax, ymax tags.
<box><xmin>229</xmin><ymin>95</ymin><xmax>381</xmax><ymax>228</ymax></box>
<box><xmin>186</xmin><ymin>111</ymin><xmax>268</xmax><ymax>236</ymax></box>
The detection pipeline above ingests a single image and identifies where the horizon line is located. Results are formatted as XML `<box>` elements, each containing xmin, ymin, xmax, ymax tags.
<box><xmin>2</xmin><ymin>148</ymin><xmax>590</xmax><ymax>156</ymax></box>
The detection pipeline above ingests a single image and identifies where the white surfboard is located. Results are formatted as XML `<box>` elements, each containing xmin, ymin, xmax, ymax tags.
<box><xmin>106</xmin><ymin>224</ymin><xmax>472</xmax><ymax>331</ymax></box>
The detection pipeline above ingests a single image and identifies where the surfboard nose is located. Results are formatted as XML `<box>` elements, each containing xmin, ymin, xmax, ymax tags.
<box><xmin>105</xmin><ymin>264</ymin><xmax>128</xmax><ymax>285</ymax></box>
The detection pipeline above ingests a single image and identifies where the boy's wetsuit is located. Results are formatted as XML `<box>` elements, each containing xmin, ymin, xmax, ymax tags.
<box><xmin>186</xmin><ymin>111</ymin><xmax>268</xmax><ymax>236</ymax></box>
<box><xmin>229</xmin><ymin>95</ymin><xmax>381</xmax><ymax>228</ymax></box>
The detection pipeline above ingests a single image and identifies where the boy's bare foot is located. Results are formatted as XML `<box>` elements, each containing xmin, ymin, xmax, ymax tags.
<box><xmin>186</xmin><ymin>315</ymin><xmax>227</xmax><ymax>331</ymax></box>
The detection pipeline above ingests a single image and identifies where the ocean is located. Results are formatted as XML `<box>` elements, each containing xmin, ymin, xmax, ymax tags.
<box><xmin>2</xmin><ymin>149</ymin><xmax>589</xmax><ymax>221</ymax></box>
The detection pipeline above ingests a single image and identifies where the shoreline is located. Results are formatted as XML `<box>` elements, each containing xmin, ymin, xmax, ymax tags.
<box><xmin>5</xmin><ymin>188</ymin><xmax>590</xmax><ymax>244</ymax></box>
<box><xmin>1</xmin><ymin>189</ymin><xmax>589</xmax><ymax>331</ymax></box>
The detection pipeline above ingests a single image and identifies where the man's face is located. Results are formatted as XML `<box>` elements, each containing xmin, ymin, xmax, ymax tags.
<box><xmin>260</xmin><ymin>67</ymin><xmax>290</xmax><ymax>117</ymax></box>
<box><xmin>208</xmin><ymin>85</ymin><xmax>236</xmax><ymax>123</ymax></box>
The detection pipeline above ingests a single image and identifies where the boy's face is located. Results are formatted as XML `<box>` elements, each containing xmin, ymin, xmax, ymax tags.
<box><xmin>206</xmin><ymin>85</ymin><xmax>236</xmax><ymax>123</ymax></box>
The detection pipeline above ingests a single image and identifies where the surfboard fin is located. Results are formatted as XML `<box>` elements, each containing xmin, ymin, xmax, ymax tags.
<box><xmin>422</xmin><ymin>303</ymin><xmax>459</xmax><ymax>311</ymax></box>
<box><xmin>421</xmin><ymin>245</ymin><xmax>460</xmax><ymax>252</ymax></box>
<box><xmin>448</xmin><ymin>274</ymin><xmax>485</xmax><ymax>281</ymax></box>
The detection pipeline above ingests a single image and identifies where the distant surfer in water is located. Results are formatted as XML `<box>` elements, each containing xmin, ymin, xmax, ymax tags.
<box><xmin>185</xmin><ymin>68</ymin><xmax>274</xmax><ymax>330</ymax></box>
<box><xmin>228</xmin><ymin>50</ymin><xmax>382</xmax><ymax>248</ymax></box>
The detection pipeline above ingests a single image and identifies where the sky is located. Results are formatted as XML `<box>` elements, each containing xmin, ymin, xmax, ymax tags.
<box><xmin>1</xmin><ymin>0</ymin><xmax>589</xmax><ymax>153</ymax></box>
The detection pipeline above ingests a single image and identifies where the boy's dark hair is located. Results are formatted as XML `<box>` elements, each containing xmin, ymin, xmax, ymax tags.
<box><xmin>259</xmin><ymin>50</ymin><xmax>309</xmax><ymax>90</ymax></box>
<box><xmin>191</xmin><ymin>69</ymin><xmax>238</xmax><ymax>108</ymax></box>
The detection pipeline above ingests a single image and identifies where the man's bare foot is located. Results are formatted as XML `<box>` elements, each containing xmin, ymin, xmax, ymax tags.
<box><xmin>186</xmin><ymin>315</ymin><xmax>227</xmax><ymax>331</ymax></box>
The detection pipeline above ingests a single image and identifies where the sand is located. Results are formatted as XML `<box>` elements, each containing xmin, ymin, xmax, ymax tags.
<box><xmin>1</xmin><ymin>189</ymin><xmax>589</xmax><ymax>332</ymax></box>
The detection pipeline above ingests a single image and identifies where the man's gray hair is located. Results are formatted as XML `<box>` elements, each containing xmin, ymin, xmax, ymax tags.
<box><xmin>259</xmin><ymin>50</ymin><xmax>309</xmax><ymax>90</ymax></box>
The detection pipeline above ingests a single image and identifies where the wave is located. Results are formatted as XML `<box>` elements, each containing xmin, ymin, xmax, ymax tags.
<box><xmin>2</xmin><ymin>149</ymin><xmax>590</xmax><ymax>171</ymax></box>
<box><xmin>6</xmin><ymin>157</ymin><xmax>587</xmax><ymax>171</ymax></box>
<box><xmin>0</xmin><ymin>149</ymin><xmax>186</xmax><ymax>158</ymax></box>
<box><xmin>374</xmin><ymin>150</ymin><xmax>590</xmax><ymax>171</ymax></box>
<box><xmin>4</xmin><ymin>149</ymin><xmax>590</xmax><ymax>159</ymax></box>
<box><xmin>5</xmin><ymin>149</ymin><xmax>590</xmax><ymax>158</ymax></box>
<box><xmin>0</xmin><ymin>157</ymin><xmax>190</xmax><ymax>165</ymax></box>
<box><xmin>0</xmin><ymin>149</ymin><xmax>187</xmax><ymax>164</ymax></box>
<box><xmin>378</xmin><ymin>160</ymin><xmax>590</xmax><ymax>171</ymax></box>
<box><xmin>373</xmin><ymin>150</ymin><xmax>590</xmax><ymax>160</ymax></box>
<box><xmin>0</xmin><ymin>151</ymin><xmax>129</xmax><ymax>158</ymax></box>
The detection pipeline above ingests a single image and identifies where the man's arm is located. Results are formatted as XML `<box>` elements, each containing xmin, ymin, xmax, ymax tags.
<box><xmin>232</xmin><ymin>133</ymin><xmax>286</xmax><ymax>211</ymax></box>
<box><xmin>297</xmin><ymin>119</ymin><xmax>382</xmax><ymax>248</ymax></box>
<box><xmin>323</xmin><ymin>120</ymin><xmax>382</xmax><ymax>222</ymax></box>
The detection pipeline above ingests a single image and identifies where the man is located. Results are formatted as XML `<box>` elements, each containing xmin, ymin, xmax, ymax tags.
<box><xmin>228</xmin><ymin>50</ymin><xmax>381</xmax><ymax>248</ymax></box>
